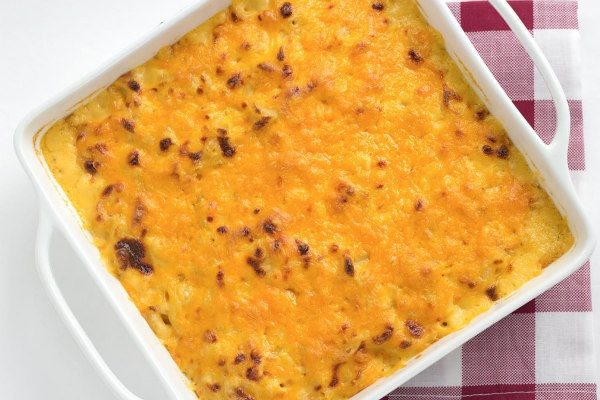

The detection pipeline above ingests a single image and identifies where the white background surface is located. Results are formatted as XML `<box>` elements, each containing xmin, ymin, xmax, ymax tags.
<box><xmin>0</xmin><ymin>0</ymin><xmax>598</xmax><ymax>399</ymax></box>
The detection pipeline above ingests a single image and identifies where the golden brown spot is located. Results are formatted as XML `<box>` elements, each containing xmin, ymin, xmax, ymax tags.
<box><xmin>250</xmin><ymin>350</ymin><xmax>262</xmax><ymax>365</ymax></box>
<box><xmin>372</xmin><ymin>324</ymin><xmax>394</xmax><ymax>344</ymax></box>
<box><xmin>159</xmin><ymin>137</ymin><xmax>173</xmax><ymax>151</ymax></box>
<box><xmin>257</xmin><ymin>62</ymin><xmax>276</xmax><ymax>72</ymax></box>
<box><xmin>482</xmin><ymin>144</ymin><xmax>494</xmax><ymax>155</ymax></box>
<box><xmin>253</xmin><ymin>116</ymin><xmax>272</xmax><ymax>130</ymax></box>
<box><xmin>132</xmin><ymin>198</ymin><xmax>147</xmax><ymax>225</ymax></box>
<box><xmin>302</xmin><ymin>256</ymin><xmax>311</xmax><ymax>268</ymax></box>
<box><xmin>227</xmin><ymin>73</ymin><xmax>243</xmax><ymax>89</ymax></box>
<box><xmin>262</xmin><ymin>219</ymin><xmax>277</xmax><ymax>234</ymax></box>
<box><xmin>329</xmin><ymin>363</ymin><xmax>343</xmax><ymax>387</ymax></box>
<box><xmin>295</xmin><ymin>239</ymin><xmax>309</xmax><ymax>255</ymax></box>
<box><xmin>405</xmin><ymin>320</ymin><xmax>424</xmax><ymax>337</ymax></box>
<box><xmin>486</xmin><ymin>285</ymin><xmax>499</xmax><ymax>301</ymax></box>
<box><xmin>246</xmin><ymin>365</ymin><xmax>261</xmax><ymax>381</ymax></box>
<box><xmin>476</xmin><ymin>108</ymin><xmax>490</xmax><ymax>120</ymax></box>
<box><xmin>216</xmin><ymin>269</ymin><xmax>224</xmax><ymax>288</ymax></box>
<box><xmin>496</xmin><ymin>145</ymin><xmax>509</xmax><ymax>159</ymax></box>
<box><xmin>218</xmin><ymin>136</ymin><xmax>236</xmax><ymax>157</ymax></box>
<box><xmin>408</xmin><ymin>49</ymin><xmax>423</xmax><ymax>63</ymax></box>
<box><xmin>459</xmin><ymin>277</ymin><xmax>476</xmax><ymax>289</ymax></box>
<box><xmin>84</xmin><ymin>160</ymin><xmax>99</xmax><ymax>174</ymax></box>
<box><xmin>234</xmin><ymin>353</ymin><xmax>246</xmax><ymax>364</ymax></box>
<box><xmin>442</xmin><ymin>85</ymin><xmax>461</xmax><ymax>107</ymax></box>
<box><xmin>101</xmin><ymin>185</ymin><xmax>114</xmax><ymax>197</ymax></box>
<box><xmin>355</xmin><ymin>341</ymin><xmax>366</xmax><ymax>354</ymax></box>
<box><xmin>235</xmin><ymin>387</ymin><xmax>254</xmax><ymax>400</ymax></box>
<box><xmin>127</xmin><ymin>151</ymin><xmax>140</xmax><ymax>166</ymax></box>
<box><xmin>414</xmin><ymin>199</ymin><xmax>424</xmax><ymax>211</ymax></box>
<box><xmin>282</xmin><ymin>64</ymin><xmax>293</xmax><ymax>79</ymax></box>
<box><xmin>127</xmin><ymin>80</ymin><xmax>141</xmax><ymax>92</ymax></box>
<box><xmin>203</xmin><ymin>329</ymin><xmax>218</xmax><ymax>343</ymax></box>
<box><xmin>114</xmin><ymin>238</ymin><xmax>152</xmax><ymax>275</ymax></box>
<box><xmin>121</xmin><ymin>118</ymin><xmax>135</xmax><ymax>132</ymax></box>
<box><xmin>188</xmin><ymin>151</ymin><xmax>202</xmax><ymax>161</ymax></box>
<box><xmin>280</xmin><ymin>2</ymin><xmax>293</xmax><ymax>18</ymax></box>
<box><xmin>90</xmin><ymin>143</ymin><xmax>108</xmax><ymax>155</ymax></box>
<box><xmin>344</xmin><ymin>256</ymin><xmax>355</xmax><ymax>277</ymax></box>
<box><xmin>247</xmin><ymin>256</ymin><xmax>266</xmax><ymax>276</ymax></box>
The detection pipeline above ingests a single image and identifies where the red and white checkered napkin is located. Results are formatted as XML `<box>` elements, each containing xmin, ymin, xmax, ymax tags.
<box><xmin>382</xmin><ymin>1</ymin><xmax>596</xmax><ymax>399</ymax></box>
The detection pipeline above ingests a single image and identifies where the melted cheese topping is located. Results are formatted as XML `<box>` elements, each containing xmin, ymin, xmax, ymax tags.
<box><xmin>41</xmin><ymin>0</ymin><xmax>573</xmax><ymax>398</ymax></box>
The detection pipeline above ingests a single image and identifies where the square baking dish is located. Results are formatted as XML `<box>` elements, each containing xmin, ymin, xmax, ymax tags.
<box><xmin>14</xmin><ymin>0</ymin><xmax>595</xmax><ymax>399</ymax></box>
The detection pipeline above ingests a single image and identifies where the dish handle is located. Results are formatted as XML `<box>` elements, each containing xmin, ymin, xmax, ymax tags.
<box><xmin>36</xmin><ymin>205</ymin><xmax>147</xmax><ymax>400</ymax></box>
<box><xmin>488</xmin><ymin>0</ymin><xmax>570</xmax><ymax>167</ymax></box>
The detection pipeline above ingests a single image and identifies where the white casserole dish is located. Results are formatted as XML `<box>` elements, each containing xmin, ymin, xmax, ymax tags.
<box><xmin>13</xmin><ymin>0</ymin><xmax>595</xmax><ymax>399</ymax></box>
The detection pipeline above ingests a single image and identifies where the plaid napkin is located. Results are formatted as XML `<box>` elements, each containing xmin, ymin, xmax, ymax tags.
<box><xmin>381</xmin><ymin>1</ymin><xmax>597</xmax><ymax>399</ymax></box>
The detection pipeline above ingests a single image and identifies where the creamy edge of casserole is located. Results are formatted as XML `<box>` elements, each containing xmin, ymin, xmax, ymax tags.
<box><xmin>41</xmin><ymin>0</ymin><xmax>573</xmax><ymax>398</ymax></box>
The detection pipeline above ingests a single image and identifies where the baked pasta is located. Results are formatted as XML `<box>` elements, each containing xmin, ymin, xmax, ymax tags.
<box><xmin>40</xmin><ymin>0</ymin><xmax>573</xmax><ymax>398</ymax></box>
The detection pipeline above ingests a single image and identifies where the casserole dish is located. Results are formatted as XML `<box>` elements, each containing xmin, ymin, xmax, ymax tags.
<box><xmin>14</xmin><ymin>0</ymin><xmax>595</xmax><ymax>399</ymax></box>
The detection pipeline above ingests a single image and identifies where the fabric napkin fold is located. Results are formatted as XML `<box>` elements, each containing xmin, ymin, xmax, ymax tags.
<box><xmin>381</xmin><ymin>1</ymin><xmax>597</xmax><ymax>399</ymax></box>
